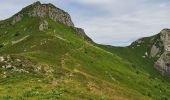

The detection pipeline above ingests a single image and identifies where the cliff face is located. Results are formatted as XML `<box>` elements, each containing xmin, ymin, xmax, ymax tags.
<box><xmin>131</xmin><ymin>28</ymin><xmax>170</xmax><ymax>76</ymax></box>
<box><xmin>11</xmin><ymin>1</ymin><xmax>74</xmax><ymax>26</ymax></box>
<box><xmin>133</xmin><ymin>29</ymin><xmax>170</xmax><ymax>76</ymax></box>
<box><xmin>154</xmin><ymin>29</ymin><xmax>170</xmax><ymax>76</ymax></box>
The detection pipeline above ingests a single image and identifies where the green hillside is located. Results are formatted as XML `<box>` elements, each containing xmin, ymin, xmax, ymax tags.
<box><xmin>0</xmin><ymin>2</ymin><xmax>170</xmax><ymax>100</ymax></box>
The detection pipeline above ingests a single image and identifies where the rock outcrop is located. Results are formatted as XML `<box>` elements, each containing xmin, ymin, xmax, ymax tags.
<box><xmin>160</xmin><ymin>29</ymin><xmax>170</xmax><ymax>52</ymax></box>
<box><xmin>133</xmin><ymin>28</ymin><xmax>170</xmax><ymax>76</ymax></box>
<box><xmin>154</xmin><ymin>29</ymin><xmax>170</xmax><ymax>76</ymax></box>
<box><xmin>27</xmin><ymin>1</ymin><xmax>74</xmax><ymax>26</ymax></box>
<box><xmin>150</xmin><ymin>45</ymin><xmax>160</xmax><ymax>57</ymax></box>
<box><xmin>39</xmin><ymin>20</ymin><xmax>48</xmax><ymax>31</ymax></box>
<box><xmin>11</xmin><ymin>14</ymin><xmax>23</xmax><ymax>25</ymax></box>
<box><xmin>10</xmin><ymin>1</ymin><xmax>74</xmax><ymax>27</ymax></box>
<box><xmin>0</xmin><ymin>55</ymin><xmax>54</xmax><ymax>74</ymax></box>
<box><xmin>155</xmin><ymin>51</ymin><xmax>170</xmax><ymax>76</ymax></box>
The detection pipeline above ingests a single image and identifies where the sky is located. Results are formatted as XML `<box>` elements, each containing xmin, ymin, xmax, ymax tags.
<box><xmin>0</xmin><ymin>0</ymin><xmax>170</xmax><ymax>46</ymax></box>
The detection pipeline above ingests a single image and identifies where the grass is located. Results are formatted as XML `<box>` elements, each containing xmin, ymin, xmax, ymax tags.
<box><xmin>0</xmin><ymin>14</ymin><xmax>169</xmax><ymax>100</ymax></box>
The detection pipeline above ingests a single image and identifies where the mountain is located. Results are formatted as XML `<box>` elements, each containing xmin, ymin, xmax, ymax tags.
<box><xmin>0</xmin><ymin>1</ymin><xmax>170</xmax><ymax>100</ymax></box>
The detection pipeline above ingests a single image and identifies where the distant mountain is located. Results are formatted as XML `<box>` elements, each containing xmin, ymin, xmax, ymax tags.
<box><xmin>0</xmin><ymin>1</ymin><xmax>170</xmax><ymax>100</ymax></box>
<box><xmin>131</xmin><ymin>29</ymin><xmax>170</xmax><ymax>76</ymax></box>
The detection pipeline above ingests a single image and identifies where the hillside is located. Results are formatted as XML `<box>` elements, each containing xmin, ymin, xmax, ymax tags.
<box><xmin>0</xmin><ymin>1</ymin><xmax>170</xmax><ymax>100</ymax></box>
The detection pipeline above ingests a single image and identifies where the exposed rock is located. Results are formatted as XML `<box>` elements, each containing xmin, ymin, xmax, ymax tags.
<box><xmin>150</xmin><ymin>45</ymin><xmax>160</xmax><ymax>57</ymax></box>
<box><xmin>145</xmin><ymin>52</ymin><xmax>148</xmax><ymax>56</ymax></box>
<box><xmin>142</xmin><ymin>56</ymin><xmax>146</xmax><ymax>58</ymax></box>
<box><xmin>0</xmin><ymin>1</ymin><xmax>74</xmax><ymax>28</ymax></box>
<box><xmin>132</xmin><ymin>28</ymin><xmax>170</xmax><ymax>76</ymax></box>
<box><xmin>160</xmin><ymin>29</ymin><xmax>170</xmax><ymax>51</ymax></box>
<box><xmin>0</xmin><ymin>56</ymin><xmax>4</xmax><ymax>62</ymax></box>
<box><xmin>153</xmin><ymin>29</ymin><xmax>170</xmax><ymax>76</ymax></box>
<box><xmin>39</xmin><ymin>20</ymin><xmax>48</xmax><ymax>31</ymax></box>
<box><xmin>11</xmin><ymin>14</ymin><xmax>23</xmax><ymax>25</ymax></box>
<box><xmin>136</xmin><ymin>40</ymin><xmax>144</xmax><ymax>44</ymax></box>
<box><xmin>0</xmin><ymin>55</ymin><xmax>53</xmax><ymax>74</ymax></box>
<box><xmin>27</xmin><ymin>1</ymin><xmax>74</xmax><ymax>26</ymax></box>
<box><xmin>155</xmin><ymin>51</ymin><xmax>170</xmax><ymax>76</ymax></box>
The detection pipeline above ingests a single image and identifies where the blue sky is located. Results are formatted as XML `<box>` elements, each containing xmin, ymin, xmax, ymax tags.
<box><xmin>0</xmin><ymin>0</ymin><xmax>170</xmax><ymax>46</ymax></box>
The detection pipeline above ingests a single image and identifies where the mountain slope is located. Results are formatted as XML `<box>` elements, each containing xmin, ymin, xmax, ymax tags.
<box><xmin>0</xmin><ymin>1</ymin><xmax>170</xmax><ymax>100</ymax></box>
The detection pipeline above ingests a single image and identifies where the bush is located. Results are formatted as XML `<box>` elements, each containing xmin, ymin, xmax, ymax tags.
<box><xmin>14</xmin><ymin>32</ymin><xmax>20</xmax><ymax>37</ymax></box>
<box><xmin>53</xmin><ymin>90</ymin><xmax>63</xmax><ymax>98</ymax></box>
<box><xmin>136</xmin><ymin>70</ymin><xmax>140</xmax><ymax>74</ymax></box>
<box><xmin>0</xmin><ymin>44</ymin><xmax>4</xmax><ymax>48</ymax></box>
<box><xmin>147</xmin><ymin>92</ymin><xmax>151</xmax><ymax>97</ymax></box>
<box><xmin>132</xmin><ymin>64</ymin><xmax>139</xmax><ymax>69</ymax></box>
<box><xmin>154</xmin><ymin>85</ymin><xmax>158</xmax><ymax>88</ymax></box>
<box><xmin>99</xmin><ymin>96</ymin><xmax>105</xmax><ymax>100</ymax></box>
<box><xmin>161</xmin><ymin>96</ymin><xmax>168</xmax><ymax>100</ymax></box>
<box><xmin>23</xmin><ymin>90</ymin><xmax>34</xmax><ymax>97</ymax></box>
<box><xmin>2</xmin><ymin>95</ymin><xmax>12</xmax><ymax>100</ymax></box>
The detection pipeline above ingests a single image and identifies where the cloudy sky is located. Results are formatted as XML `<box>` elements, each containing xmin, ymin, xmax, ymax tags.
<box><xmin>0</xmin><ymin>0</ymin><xmax>170</xmax><ymax>46</ymax></box>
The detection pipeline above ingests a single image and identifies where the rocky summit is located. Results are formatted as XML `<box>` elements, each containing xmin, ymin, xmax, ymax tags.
<box><xmin>154</xmin><ymin>29</ymin><xmax>170</xmax><ymax>76</ymax></box>
<box><xmin>0</xmin><ymin>1</ymin><xmax>170</xmax><ymax>100</ymax></box>
<box><xmin>12</xmin><ymin>1</ymin><xmax>74</xmax><ymax>26</ymax></box>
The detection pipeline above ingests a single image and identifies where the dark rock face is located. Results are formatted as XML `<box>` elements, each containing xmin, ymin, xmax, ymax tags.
<box><xmin>74</xmin><ymin>28</ymin><xmax>93</xmax><ymax>42</ymax></box>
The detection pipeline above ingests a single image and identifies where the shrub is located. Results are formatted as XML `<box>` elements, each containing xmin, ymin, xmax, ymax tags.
<box><xmin>0</xmin><ymin>44</ymin><xmax>4</xmax><ymax>48</ymax></box>
<box><xmin>99</xmin><ymin>96</ymin><xmax>105</xmax><ymax>100</ymax></box>
<box><xmin>161</xmin><ymin>96</ymin><xmax>168</xmax><ymax>100</ymax></box>
<box><xmin>14</xmin><ymin>32</ymin><xmax>20</xmax><ymax>37</ymax></box>
<box><xmin>53</xmin><ymin>90</ymin><xmax>63</xmax><ymax>98</ymax></box>
<box><xmin>147</xmin><ymin>92</ymin><xmax>151</xmax><ymax>97</ymax></box>
<box><xmin>2</xmin><ymin>95</ymin><xmax>12</xmax><ymax>100</ymax></box>
<box><xmin>136</xmin><ymin>70</ymin><xmax>140</xmax><ymax>74</ymax></box>
<box><xmin>23</xmin><ymin>90</ymin><xmax>34</xmax><ymax>97</ymax></box>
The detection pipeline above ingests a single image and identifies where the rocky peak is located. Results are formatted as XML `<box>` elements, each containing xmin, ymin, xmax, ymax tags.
<box><xmin>0</xmin><ymin>1</ymin><xmax>93</xmax><ymax>42</ymax></box>
<box><xmin>132</xmin><ymin>28</ymin><xmax>170</xmax><ymax>76</ymax></box>
<box><xmin>11</xmin><ymin>1</ymin><xmax>74</xmax><ymax>26</ymax></box>
<box><xmin>149</xmin><ymin>28</ymin><xmax>170</xmax><ymax>76</ymax></box>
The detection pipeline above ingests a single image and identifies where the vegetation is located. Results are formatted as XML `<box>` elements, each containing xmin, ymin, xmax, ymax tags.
<box><xmin>0</xmin><ymin>12</ymin><xmax>170</xmax><ymax>100</ymax></box>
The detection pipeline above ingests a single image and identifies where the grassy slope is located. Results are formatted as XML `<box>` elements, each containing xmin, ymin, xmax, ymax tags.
<box><xmin>99</xmin><ymin>37</ymin><xmax>170</xmax><ymax>100</ymax></box>
<box><xmin>0</xmin><ymin>16</ymin><xmax>169</xmax><ymax>100</ymax></box>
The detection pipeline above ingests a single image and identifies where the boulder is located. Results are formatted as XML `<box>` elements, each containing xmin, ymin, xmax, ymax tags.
<box><xmin>39</xmin><ymin>20</ymin><xmax>48</xmax><ymax>31</ymax></box>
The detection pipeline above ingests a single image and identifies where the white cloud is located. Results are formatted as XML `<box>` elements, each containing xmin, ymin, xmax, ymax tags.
<box><xmin>69</xmin><ymin>0</ymin><xmax>170</xmax><ymax>46</ymax></box>
<box><xmin>0</xmin><ymin>0</ymin><xmax>170</xmax><ymax>46</ymax></box>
